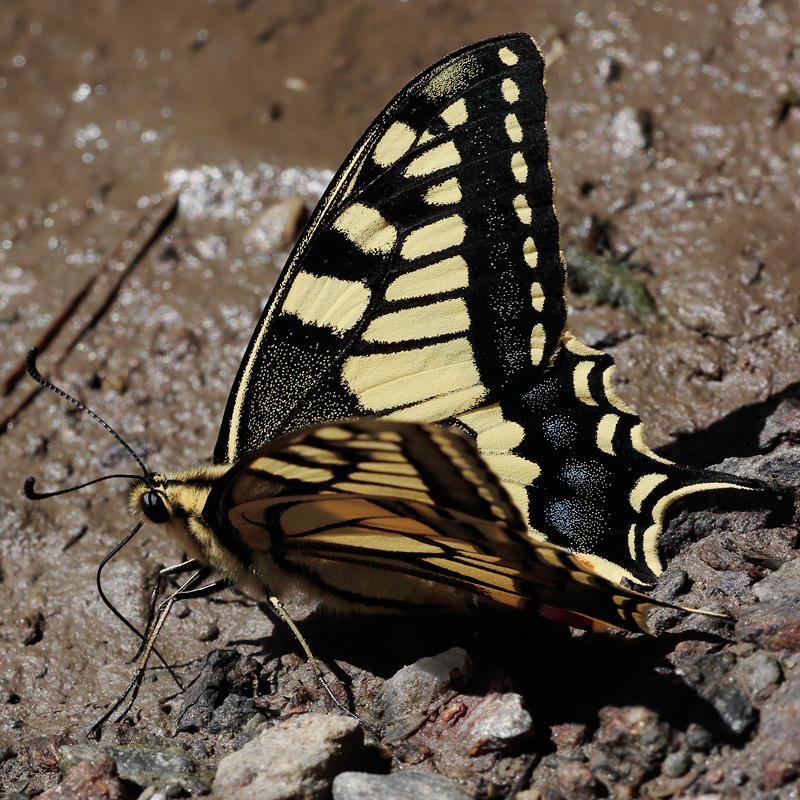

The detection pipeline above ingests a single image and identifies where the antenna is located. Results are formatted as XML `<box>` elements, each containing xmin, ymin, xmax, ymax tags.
<box><xmin>24</xmin><ymin>474</ymin><xmax>142</xmax><ymax>500</ymax></box>
<box><xmin>26</xmin><ymin>347</ymin><xmax>149</xmax><ymax>477</ymax></box>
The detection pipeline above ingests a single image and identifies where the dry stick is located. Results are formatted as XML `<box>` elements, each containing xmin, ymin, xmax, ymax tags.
<box><xmin>1</xmin><ymin>274</ymin><xmax>96</xmax><ymax>397</ymax></box>
<box><xmin>0</xmin><ymin>194</ymin><xmax>179</xmax><ymax>433</ymax></box>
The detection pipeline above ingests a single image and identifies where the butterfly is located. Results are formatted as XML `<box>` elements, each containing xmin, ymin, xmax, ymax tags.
<box><xmin>26</xmin><ymin>32</ymin><xmax>763</xmax><ymax>733</ymax></box>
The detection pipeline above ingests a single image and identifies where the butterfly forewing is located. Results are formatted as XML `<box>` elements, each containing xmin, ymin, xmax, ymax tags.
<box><xmin>215</xmin><ymin>34</ymin><xmax>566</xmax><ymax>465</ymax></box>
<box><xmin>218</xmin><ymin>420</ymin><xmax>672</xmax><ymax>632</ymax></box>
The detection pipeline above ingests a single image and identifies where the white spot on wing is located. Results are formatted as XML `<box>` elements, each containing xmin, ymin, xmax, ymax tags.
<box><xmin>343</xmin><ymin>338</ymin><xmax>481</xmax><ymax>412</ymax></box>
<box><xmin>387</xmin><ymin>384</ymin><xmax>486</xmax><ymax>423</ymax></box>
<box><xmin>573</xmin><ymin>361</ymin><xmax>598</xmax><ymax>406</ymax></box>
<box><xmin>441</xmin><ymin>98</ymin><xmax>468</xmax><ymax>128</ymax></box>
<box><xmin>513</xmin><ymin>194</ymin><xmax>531</xmax><ymax>225</ymax></box>
<box><xmin>405</xmin><ymin>141</ymin><xmax>461</xmax><ymax>177</ymax></box>
<box><xmin>523</xmin><ymin>237</ymin><xmax>538</xmax><ymax>268</ymax></box>
<box><xmin>596</xmin><ymin>414</ymin><xmax>619</xmax><ymax>455</ymax></box>
<box><xmin>511</xmin><ymin>152</ymin><xmax>528</xmax><ymax>183</ymax></box>
<box><xmin>401</xmin><ymin>215</ymin><xmax>466</xmax><ymax>260</ymax></box>
<box><xmin>531</xmin><ymin>323</ymin><xmax>546</xmax><ymax>364</ymax></box>
<box><xmin>385</xmin><ymin>255</ymin><xmax>468</xmax><ymax>301</ymax></box>
<box><xmin>477</xmin><ymin>419</ymin><xmax>525</xmax><ymax>453</ymax></box>
<box><xmin>332</xmin><ymin>202</ymin><xmax>398</xmax><ymax>254</ymax></box>
<box><xmin>282</xmin><ymin>273</ymin><xmax>371</xmax><ymax>333</ymax></box>
<box><xmin>424</xmin><ymin>177</ymin><xmax>462</xmax><ymax>206</ymax></box>
<box><xmin>505</xmin><ymin>113</ymin><xmax>523</xmax><ymax>142</ymax></box>
<box><xmin>531</xmin><ymin>282</ymin><xmax>545</xmax><ymax>312</ymax></box>
<box><xmin>627</xmin><ymin>524</ymin><xmax>637</xmax><ymax>560</ymax></box>
<box><xmin>498</xmin><ymin>46</ymin><xmax>519</xmax><ymax>65</ymax></box>
<box><xmin>373</xmin><ymin>121</ymin><xmax>417</xmax><ymax>167</ymax></box>
<box><xmin>362</xmin><ymin>298</ymin><xmax>470</xmax><ymax>343</ymax></box>
<box><xmin>483</xmin><ymin>453</ymin><xmax>541</xmax><ymax>485</ymax></box>
<box><xmin>502</xmin><ymin>78</ymin><xmax>520</xmax><ymax>103</ymax></box>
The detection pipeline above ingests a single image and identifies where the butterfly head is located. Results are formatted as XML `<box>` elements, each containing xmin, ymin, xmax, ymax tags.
<box><xmin>128</xmin><ymin>466</ymin><xmax>231</xmax><ymax>523</ymax></box>
<box><xmin>126</xmin><ymin>465</ymin><xmax>233</xmax><ymax>561</ymax></box>
<box><xmin>129</xmin><ymin>473</ymin><xmax>171</xmax><ymax>525</ymax></box>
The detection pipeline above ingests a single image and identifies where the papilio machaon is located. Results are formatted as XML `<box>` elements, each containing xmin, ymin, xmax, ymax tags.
<box><xmin>27</xmin><ymin>32</ymin><xmax>763</xmax><ymax>732</ymax></box>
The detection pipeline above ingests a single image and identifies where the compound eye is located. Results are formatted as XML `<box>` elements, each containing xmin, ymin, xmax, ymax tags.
<box><xmin>141</xmin><ymin>490</ymin><xmax>170</xmax><ymax>524</ymax></box>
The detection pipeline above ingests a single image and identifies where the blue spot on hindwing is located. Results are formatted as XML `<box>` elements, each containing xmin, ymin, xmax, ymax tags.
<box><xmin>541</xmin><ymin>415</ymin><xmax>578</xmax><ymax>448</ymax></box>
<box><xmin>560</xmin><ymin>459</ymin><xmax>610</xmax><ymax>501</ymax></box>
<box><xmin>545</xmin><ymin>499</ymin><xmax>606</xmax><ymax>550</ymax></box>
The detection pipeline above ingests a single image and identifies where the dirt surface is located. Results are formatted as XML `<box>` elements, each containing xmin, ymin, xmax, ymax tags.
<box><xmin>1</xmin><ymin>1</ymin><xmax>799</xmax><ymax>798</ymax></box>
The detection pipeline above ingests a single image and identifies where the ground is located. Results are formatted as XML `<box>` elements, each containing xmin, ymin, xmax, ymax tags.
<box><xmin>1</xmin><ymin>1</ymin><xmax>800</xmax><ymax>798</ymax></box>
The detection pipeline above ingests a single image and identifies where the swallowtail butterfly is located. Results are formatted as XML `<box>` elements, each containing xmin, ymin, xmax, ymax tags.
<box><xmin>27</xmin><ymin>33</ymin><xmax>762</xmax><ymax>731</ymax></box>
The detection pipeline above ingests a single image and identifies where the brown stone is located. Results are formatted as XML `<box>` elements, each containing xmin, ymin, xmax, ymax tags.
<box><xmin>737</xmin><ymin>597</ymin><xmax>800</xmax><ymax>652</ymax></box>
<box><xmin>37</xmin><ymin>755</ymin><xmax>126</xmax><ymax>800</ymax></box>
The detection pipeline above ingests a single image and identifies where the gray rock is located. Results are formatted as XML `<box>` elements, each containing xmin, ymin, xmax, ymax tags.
<box><xmin>758</xmin><ymin>398</ymin><xmax>800</xmax><ymax>450</ymax></box>
<box><xmin>333</xmin><ymin>770</ymin><xmax>475</xmax><ymax>800</ymax></box>
<box><xmin>373</xmin><ymin>647</ymin><xmax>471</xmax><ymax>742</ymax></box>
<box><xmin>685</xmin><ymin>723</ymin><xmax>714</xmax><ymax>752</ymax></box>
<box><xmin>737</xmin><ymin>596</ymin><xmax>800</xmax><ymax>652</ymax></box>
<box><xmin>715</xmin><ymin>570</ymin><xmax>754</xmax><ymax>603</ymax></box>
<box><xmin>554</xmin><ymin>760</ymin><xmax>602</xmax><ymax>800</ymax></box>
<box><xmin>651</xmin><ymin>569</ymin><xmax>689</xmax><ymax>603</ymax></box>
<box><xmin>609</xmin><ymin>107</ymin><xmax>647</xmax><ymax>158</ymax></box>
<box><xmin>748</xmin><ymin>670</ymin><xmax>800</xmax><ymax>789</ymax></box>
<box><xmin>138</xmin><ymin>784</ymin><xmax>189</xmax><ymax>800</ymax></box>
<box><xmin>587</xmin><ymin>705</ymin><xmax>670</xmax><ymax>790</ymax></box>
<box><xmin>734</xmin><ymin>651</ymin><xmax>782</xmax><ymax>696</ymax></box>
<box><xmin>718</xmin><ymin>449</ymin><xmax>800</xmax><ymax>490</ymax></box>
<box><xmin>677</xmin><ymin>655</ymin><xmax>756</xmax><ymax>737</ymax></box>
<box><xmin>58</xmin><ymin>744</ymin><xmax>211</xmax><ymax>794</ymax></box>
<box><xmin>406</xmin><ymin>689</ymin><xmax>534</xmax><ymax>795</ymax></box>
<box><xmin>230</xmin><ymin>711</ymin><xmax>269</xmax><ymax>751</ymax></box>
<box><xmin>175</xmin><ymin>649</ymin><xmax>240</xmax><ymax>733</ymax></box>
<box><xmin>207</xmin><ymin>693</ymin><xmax>259</xmax><ymax>735</ymax></box>
<box><xmin>457</xmin><ymin>692</ymin><xmax>533</xmax><ymax>756</ymax></box>
<box><xmin>661</xmin><ymin>750</ymin><xmax>692</xmax><ymax>778</ymax></box>
<box><xmin>754</xmin><ymin>557</ymin><xmax>800</xmax><ymax>603</ymax></box>
<box><xmin>212</xmin><ymin>713</ymin><xmax>365</xmax><ymax>800</ymax></box>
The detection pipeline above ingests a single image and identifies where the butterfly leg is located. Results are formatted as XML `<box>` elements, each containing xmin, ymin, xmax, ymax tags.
<box><xmin>129</xmin><ymin>558</ymin><xmax>205</xmax><ymax>664</ymax></box>
<box><xmin>268</xmin><ymin>597</ymin><xmax>380</xmax><ymax>736</ymax></box>
<box><xmin>89</xmin><ymin>566</ymin><xmax>225</xmax><ymax>740</ymax></box>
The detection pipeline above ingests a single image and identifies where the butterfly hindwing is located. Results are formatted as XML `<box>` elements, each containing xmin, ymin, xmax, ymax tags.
<box><xmin>454</xmin><ymin>335</ymin><xmax>760</xmax><ymax>585</ymax></box>
<box><xmin>215</xmin><ymin>33</ymin><xmax>565</xmax><ymax>464</ymax></box>
<box><xmin>218</xmin><ymin>420</ymin><xmax>675</xmax><ymax>632</ymax></box>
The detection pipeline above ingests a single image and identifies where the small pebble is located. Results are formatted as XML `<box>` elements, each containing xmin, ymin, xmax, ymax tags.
<box><xmin>197</xmin><ymin>622</ymin><xmax>220</xmax><ymax>642</ymax></box>
<box><xmin>662</xmin><ymin>750</ymin><xmax>693</xmax><ymax>778</ymax></box>
<box><xmin>736</xmin><ymin>651</ymin><xmax>782</xmax><ymax>696</ymax></box>
<box><xmin>16</xmin><ymin>611</ymin><xmax>45</xmax><ymax>645</ymax></box>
